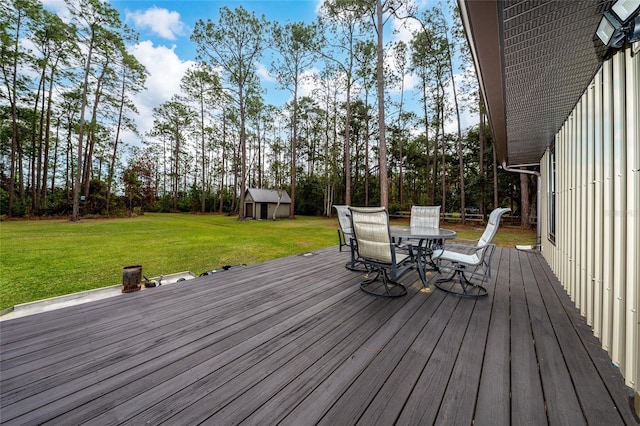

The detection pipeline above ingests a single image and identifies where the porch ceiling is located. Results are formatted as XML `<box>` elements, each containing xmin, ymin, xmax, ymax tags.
<box><xmin>459</xmin><ymin>0</ymin><xmax>612</xmax><ymax>166</ymax></box>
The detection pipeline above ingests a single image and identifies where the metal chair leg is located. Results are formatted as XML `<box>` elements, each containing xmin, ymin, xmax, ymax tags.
<box><xmin>359</xmin><ymin>268</ymin><xmax>407</xmax><ymax>298</ymax></box>
<box><xmin>434</xmin><ymin>265</ymin><xmax>488</xmax><ymax>298</ymax></box>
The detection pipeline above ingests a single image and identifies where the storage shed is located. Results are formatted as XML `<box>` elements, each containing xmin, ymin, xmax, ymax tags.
<box><xmin>244</xmin><ymin>188</ymin><xmax>291</xmax><ymax>220</ymax></box>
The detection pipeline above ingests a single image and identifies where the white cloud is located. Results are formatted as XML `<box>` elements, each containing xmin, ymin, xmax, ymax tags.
<box><xmin>41</xmin><ymin>0</ymin><xmax>72</xmax><ymax>21</ymax></box>
<box><xmin>256</xmin><ymin>62</ymin><xmax>277</xmax><ymax>83</ymax></box>
<box><xmin>315</xmin><ymin>0</ymin><xmax>327</xmax><ymax>15</ymax></box>
<box><xmin>299</xmin><ymin>68</ymin><xmax>326</xmax><ymax>99</ymax></box>
<box><xmin>441</xmin><ymin>69</ymin><xmax>479</xmax><ymax>133</ymax></box>
<box><xmin>392</xmin><ymin>13</ymin><xmax>422</xmax><ymax>45</ymax></box>
<box><xmin>126</xmin><ymin>7</ymin><xmax>185</xmax><ymax>40</ymax></box>
<box><xmin>122</xmin><ymin>41</ymin><xmax>195</xmax><ymax>143</ymax></box>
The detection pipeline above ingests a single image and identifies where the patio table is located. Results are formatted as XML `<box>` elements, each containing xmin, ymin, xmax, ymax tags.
<box><xmin>389</xmin><ymin>226</ymin><xmax>457</xmax><ymax>288</ymax></box>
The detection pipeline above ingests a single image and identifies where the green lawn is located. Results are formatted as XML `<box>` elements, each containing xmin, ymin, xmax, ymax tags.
<box><xmin>0</xmin><ymin>213</ymin><xmax>536</xmax><ymax>310</ymax></box>
<box><xmin>0</xmin><ymin>213</ymin><xmax>338</xmax><ymax>310</ymax></box>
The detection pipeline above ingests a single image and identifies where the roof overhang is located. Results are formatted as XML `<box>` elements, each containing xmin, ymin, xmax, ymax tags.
<box><xmin>458</xmin><ymin>0</ymin><xmax>611</xmax><ymax>166</ymax></box>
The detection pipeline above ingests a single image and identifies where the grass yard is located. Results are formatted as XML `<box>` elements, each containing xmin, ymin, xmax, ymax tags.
<box><xmin>0</xmin><ymin>212</ymin><xmax>536</xmax><ymax>310</ymax></box>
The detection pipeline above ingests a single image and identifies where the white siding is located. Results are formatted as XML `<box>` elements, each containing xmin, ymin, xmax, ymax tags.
<box><xmin>540</xmin><ymin>44</ymin><xmax>639</xmax><ymax>396</ymax></box>
<box><xmin>625</xmin><ymin>43</ymin><xmax>639</xmax><ymax>400</ymax></box>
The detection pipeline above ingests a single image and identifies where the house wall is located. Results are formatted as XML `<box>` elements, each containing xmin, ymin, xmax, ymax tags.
<box><xmin>539</xmin><ymin>44</ymin><xmax>639</xmax><ymax>401</ymax></box>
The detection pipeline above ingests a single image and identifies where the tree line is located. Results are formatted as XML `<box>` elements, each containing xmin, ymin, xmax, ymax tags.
<box><xmin>1</xmin><ymin>0</ymin><xmax>534</xmax><ymax>225</ymax></box>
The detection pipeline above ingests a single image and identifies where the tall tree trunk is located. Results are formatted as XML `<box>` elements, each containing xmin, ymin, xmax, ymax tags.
<box><xmin>398</xmin><ymin>77</ymin><xmax>405</xmax><ymax>207</ymax></box>
<box><xmin>173</xmin><ymin>127</ymin><xmax>180</xmax><ymax>211</ymax></box>
<box><xmin>41</xmin><ymin>61</ymin><xmax>59</xmax><ymax>211</ymax></box>
<box><xmin>422</xmin><ymin>79</ymin><xmax>431</xmax><ymax>205</ymax></box>
<box><xmin>431</xmin><ymin>104</ymin><xmax>440</xmax><ymax>206</ymax></box>
<box><xmin>365</xmin><ymin>92</ymin><xmax>371</xmax><ymax>206</ymax></box>
<box><xmin>440</xmin><ymin>104</ymin><xmax>446</xmax><ymax>216</ymax></box>
<box><xmin>219</xmin><ymin>111</ymin><xmax>227</xmax><ymax>213</ymax></box>
<box><xmin>106</xmin><ymin>65</ymin><xmax>128</xmax><ymax>215</ymax></box>
<box><xmin>231</xmin><ymin>140</ymin><xmax>238</xmax><ymax>214</ymax></box>
<box><xmin>479</xmin><ymin>107</ymin><xmax>486</xmax><ymax>221</ymax></box>
<box><xmin>72</xmin><ymin>26</ymin><xmax>96</xmax><ymax>222</ymax></box>
<box><xmin>18</xmin><ymin>141</ymin><xmax>25</xmax><ymax>208</ymax></box>
<box><xmin>520</xmin><ymin>169</ymin><xmax>530</xmax><ymax>228</ymax></box>
<box><xmin>492</xmin><ymin>139</ymin><xmax>499</xmax><ymax>209</ymax></box>
<box><xmin>238</xmin><ymin>86</ymin><xmax>247</xmax><ymax>220</ymax></box>
<box><xmin>35</xmin><ymin>71</ymin><xmax>48</xmax><ymax>211</ymax></box>
<box><xmin>323</xmin><ymin>87</ymin><xmax>331</xmax><ymax>214</ymax></box>
<box><xmin>6</xmin><ymin>10</ymin><xmax>24</xmax><ymax>217</ymax></box>
<box><xmin>257</xmin><ymin>117</ymin><xmax>263</xmax><ymax>188</ymax></box>
<box><xmin>51</xmin><ymin>118</ymin><xmax>61</xmax><ymax>197</ymax></box>
<box><xmin>200</xmin><ymin>89</ymin><xmax>206</xmax><ymax>212</ymax></box>
<box><xmin>289</xmin><ymin>81</ymin><xmax>298</xmax><ymax>219</ymax></box>
<box><xmin>66</xmin><ymin>117</ymin><xmax>73</xmax><ymax>196</ymax></box>
<box><xmin>376</xmin><ymin>0</ymin><xmax>388</xmax><ymax>208</ymax></box>
<box><xmin>83</xmin><ymin>62</ymin><xmax>107</xmax><ymax>200</ymax></box>
<box><xmin>344</xmin><ymin>71</ymin><xmax>352</xmax><ymax>206</ymax></box>
<box><xmin>443</xmin><ymin>33</ymin><xmax>465</xmax><ymax>224</ymax></box>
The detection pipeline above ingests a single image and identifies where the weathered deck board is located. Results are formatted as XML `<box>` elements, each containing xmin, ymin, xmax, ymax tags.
<box><xmin>0</xmin><ymin>246</ymin><xmax>636</xmax><ymax>425</ymax></box>
<box><xmin>519</xmin><ymin>250</ymin><xmax>584</xmax><ymax>425</ymax></box>
<box><xmin>510</xmin><ymin>248</ymin><xmax>547</xmax><ymax>425</ymax></box>
<box><xmin>474</xmin><ymin>246</ymin><xmax>511</xmax><ymax>425</ymax></box>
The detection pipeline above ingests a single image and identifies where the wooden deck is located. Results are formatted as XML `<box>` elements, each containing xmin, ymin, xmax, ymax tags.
<box><xmin>1</xmin><ymin>246</ymin><xmax>637</xmax><ymax>425</ymax></box>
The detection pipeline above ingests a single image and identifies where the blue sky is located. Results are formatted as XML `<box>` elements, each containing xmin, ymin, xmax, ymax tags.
<box><xmin>111</xmin><ymin>0</ymin><xmax>326</xmax><ymax>117</ymax></box>
<box><xmin>113</xmin><ymin>0</ymin><xmax>322</xmax><ymax>59</ymax></box>
<box><xmin>42</xmin><ymin>0</ymin><xmax>476</xmax><ymax>146</ymax></box>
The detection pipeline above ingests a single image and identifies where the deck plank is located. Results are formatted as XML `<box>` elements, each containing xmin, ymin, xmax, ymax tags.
<box><xmin>529</xmin><ymin>252</ymin><xmax>629</xmax><ymax>425</ymax></box>
<box><xmin>518</xmin><ymin>250</ymin><xmax>585</xmax><ymax>425</ymax></box>
<box><xmin>220</xmin><ymin>280</ymin><xmax>427</xmax><ymax>425</ymax></box>
<box><xmin>83</xmin><ymin>280</ymin><xmax>368</xmax><ymax>425</ymax></box>
<box><xmin>0</xmin><ymin>258</ymin><xmax>330</xmax><ymax>378</ymax></box>
<box><xmin>2</xmin><ymin>259</ymin><xmax>352</xmax><ymax>423</ymax></box>
<box><xmin>531</xmin><ymin>252</ymin><xmax>637</xmax><ymax>426</ymax></box>
<box><xmin>474</xmin><ymin>247</ymin><xmax>512</xmax><ymax>425</ymax></box>
<box><xmin>393</xmin><ymin>287</ymin><xmax>475</xmax><ymax>425</ymax></box>
<box><xmin>315</xmin><ymin>286</ymin><xmax>447</xmax><ymax>425</ymax></box>
<box><xmin>0</xmin><ymin>246</ymin><xmax>636</xmax><ymax>425</ymax></box>
<box><xmin>435</xmin><ymin>246</ymin><xmax>503</xmax><ymax>425</ymax></box>
<box><xmin>353</xmin><ymin>292</ymin><xmax>460</xmax><ymax>426</ymax></box>
<box><xmin>276</xmin><ymin>280</ymin><xmax>430</xmax><ymax>426</ymax></box>
<box><xmin>510</xmin><ymin>247</ymin><xmax>547</xmax><ymax>425</ymax></box>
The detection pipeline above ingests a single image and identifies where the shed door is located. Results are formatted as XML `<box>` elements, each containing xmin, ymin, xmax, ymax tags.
<box><xmin>261</xmin><ymin>203</ymin><xmax>268</xmax><ymax>219</ymax></box>
<box><xmin>245</xmin><ymin>202</ymin><xmax>253</xmax><ymax>218</ymax></box>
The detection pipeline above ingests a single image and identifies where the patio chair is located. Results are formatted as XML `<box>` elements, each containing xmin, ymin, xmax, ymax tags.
<box><xmin>432</xmin><ymin>207</ymin><xmax>511</xmax><ymax>297</ymax></box>
<box><xmin>334</xmin><ymin>205</ymin><xmax>353</xmax><ymax>252</ymax></box>
<box><xmin>408</xmin><ymin>205</ymin><xmax>442</xmax><ymax>247</ymax></box>
<box><xmin>410</xmin><ymin>205</ymin><xmax>441</xmax><ymax>228</ymax></box>
<box><xmin>334</xmin><ymin>205</ymin><xmax>368</xmax><ymax>272</ymax></box>
<box><xmin>349</xmin><ymin>206</ymin><xmax>415</xmax><ymax>298</ymax></box>
<box><xmin>396</xmin><ymin>205</ymin><xmax>442</xmax><ymax>270</ymax></box>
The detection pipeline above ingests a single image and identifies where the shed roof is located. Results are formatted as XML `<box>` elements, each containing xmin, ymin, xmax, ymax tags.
<box><xmin>246</xmin><ymin>188</ymin><xmax>291</xmax><ymax>204</ymax></box>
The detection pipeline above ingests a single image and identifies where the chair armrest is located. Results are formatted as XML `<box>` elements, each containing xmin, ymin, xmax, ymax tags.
<box><xmin>433</xmin><ymin>242</ymin><xmax>492</xmax><ymax>258</ymax></box>
<box><xmin>447</xmin><ymin>238</ymin><xmax>480</xmax><ymax>244</ymax></box>
<box><xmin>432</xmin><ymin>243</ymin><xmax>496</xmax><ymax>267</ymax></box>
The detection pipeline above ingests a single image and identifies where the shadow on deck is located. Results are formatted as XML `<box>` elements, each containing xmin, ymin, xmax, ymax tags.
<box><xmin>0</xmin><ymin>247</ymin><xmax>637</xmax><ymax>425</ymax></box>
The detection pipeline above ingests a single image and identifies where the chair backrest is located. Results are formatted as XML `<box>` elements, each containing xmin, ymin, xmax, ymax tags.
<box><xmin>333</xmin><ymin>205</ymin><xmax>353</xmax><ymax>236</ymax></box>
<box><xmin>349</xmin><ymin>207</ymin><xmax>392</xmax><ymax>263</ymax></box>
<box><xmin>410</xmin><ymin>205</ymin><xmax>441</xmax><ymax>228</ymax></box>
<box><xmin>478</xmin><ymin>207</ymin><xmax>511</xmax><ymax>247</ymax></box>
